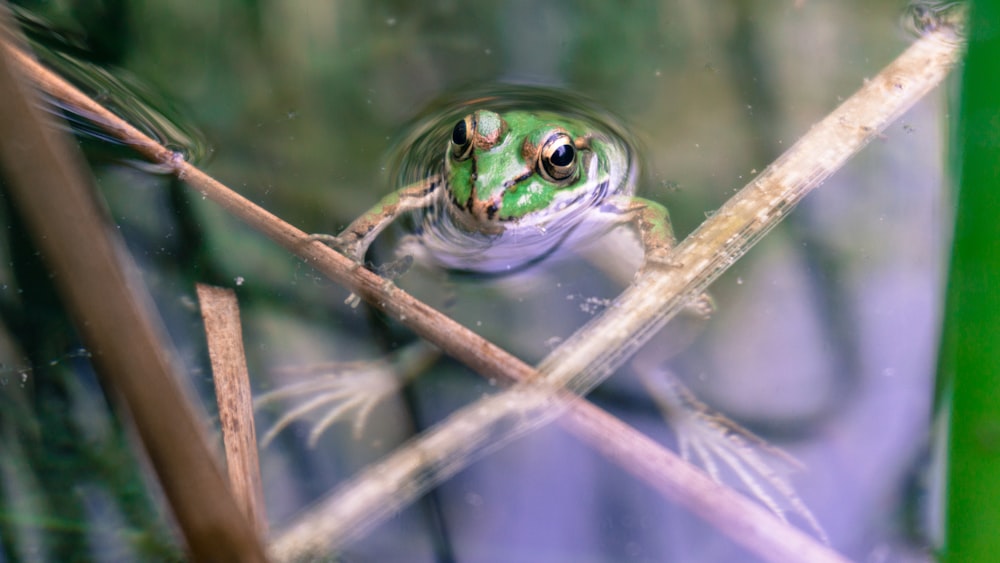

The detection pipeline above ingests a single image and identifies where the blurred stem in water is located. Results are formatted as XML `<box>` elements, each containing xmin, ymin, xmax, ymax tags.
<box><xmin>0</xmin><ymin>5</ymin><xmax>268</xmax><ymax>558</ymax></box>
<box><xmin>939</xmin><ymin>0</ymin><xmax>1000</xmax><ymax>559</ymax></box>
<box><xmin>0</xmin><ymin>193</ymin><xmax>179</xmax><ymax>560</ymax></box>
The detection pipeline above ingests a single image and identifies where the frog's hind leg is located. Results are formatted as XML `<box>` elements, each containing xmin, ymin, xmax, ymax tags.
<box><xmin>639</xmin><ymin>368</ymin><xmax>828</xmax><ymax>543</ymax></box>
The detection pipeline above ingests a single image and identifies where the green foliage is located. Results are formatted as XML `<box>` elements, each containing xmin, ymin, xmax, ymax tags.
<box><xmin>940</xmin><ymin>0</ymin><xmax>1000</xmax><ymax>559</ymax></box>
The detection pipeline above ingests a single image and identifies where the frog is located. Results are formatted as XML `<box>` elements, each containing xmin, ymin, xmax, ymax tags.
<box><xmin>263</xmin><ymin>106</ymin><xmax>821</xmax><ymax>540</ymax></box>
<box><xmin>313</xmin><ymin>108</ymin><xmax>678</xmax><ymax>275</ymax></box>
<box><xmin>267</xmin><ymin>107</ymin><xmax>711</xmax><ymax>441</ymax></box>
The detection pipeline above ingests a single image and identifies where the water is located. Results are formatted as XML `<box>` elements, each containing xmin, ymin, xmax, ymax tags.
<box><xmin>0</xmin><ymin>2</ymin><xmax>949</xmax><ymax>561</ymax></box>
<box><xmin>14</xmin><ymin>6</ymin><xmax>210</xmax><ymax>165</ymax></box>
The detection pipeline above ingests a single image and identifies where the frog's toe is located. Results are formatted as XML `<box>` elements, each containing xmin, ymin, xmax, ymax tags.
<box><xmin>637</xmin><ymin>248</ymin><xmax>681</xmax><ymax>274</ymax></box>
<box><xmin>375</xmin><ymin>254</ymin><xmax>414</xmax><ymax>281</ymax></box>
<box><xmin>307</xmin><ymin>233</ymin><xmax>364</xmax><ymax>263</ymax></box>
<box><xmin>686</xmin><ymin>292</ymin><xmax>716</xmax><ymax>319</ymax></box>
<box><xmin>255</xmin><ymin>358</ymin><xmax>402</xmax><ymax>446</ymax></box>
<box><xmin>307</xmin><ymin>232</ymin><xmax>343</xmax><ymax>247</ymax></box>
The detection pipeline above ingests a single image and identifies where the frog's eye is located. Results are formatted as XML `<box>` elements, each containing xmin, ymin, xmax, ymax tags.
<box><xmin>538</xmin><ymin>132</ymin><xmax>578</xmax><ymax>184</ymax></box>
<box><xmin>450</xmin><ymin>115</ymin><xmax>475</xmax><ymax>161</ymax></box>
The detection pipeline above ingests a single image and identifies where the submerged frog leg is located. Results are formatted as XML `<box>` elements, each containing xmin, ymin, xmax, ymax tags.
<box><xmin>311</xmin><ymin>174</ymin><xmax>443</xmax><ymax>264</ymax></box>
<box><xmin>255</xmin><ymin>342</ymin><xmax>441</xmax><ymax>447</ymax></box>
<box><xmin>639</xmin><ymin>368</ymin><xmax>829</xmax><ymax>544</ymax></box>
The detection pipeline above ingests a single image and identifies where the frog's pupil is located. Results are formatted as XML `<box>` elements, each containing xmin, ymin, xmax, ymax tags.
<box><xmin>452</xmin><ymin>120</ymin><xmax>468</xmax><ymax>146</ymax></box>
<box><xmin>550</xmin><ymin>144</ymin><xmax>574</xmax><ymax>166</ymax></box>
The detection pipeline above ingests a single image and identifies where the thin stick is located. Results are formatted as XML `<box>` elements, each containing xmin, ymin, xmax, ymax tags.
<box><xmin>197</xmin><ymin>284</ymin><xmax>268</xmax><ymax>537</ymax></box>
<box><xmin>0</xmin><ymin>8</ymin><xmax>267</xmax><ymax>562</ymax></box>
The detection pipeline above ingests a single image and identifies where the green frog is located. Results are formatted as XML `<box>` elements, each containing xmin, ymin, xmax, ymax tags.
<box><xmin>317</xmin><ymin>108</ymin><xmax>676</xmax><ymax>274</ymax></box>
<box><xmin>266</xmin><ymin>105</ymin><xmax>821</xmax><ymax>541</ymax></box>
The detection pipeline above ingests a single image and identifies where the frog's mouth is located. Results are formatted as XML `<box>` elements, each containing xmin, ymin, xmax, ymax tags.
<box><xmin>445</xmin><ymin>179</ymin><xmax>613</xmax><ymax>242</ymax></box>
<box><xmin>444</xmin><ymin>185</ymin><xmax>505</xmax><ymax>235</ymax></box>
<box><xmin>420</xmin><ymin>176</ymin><xmax>613</xmax><ymax>275</ymax></box>
<box><xmin>444</xmin><ymin>149</ymin><xmax>613</xmax><ymax>236</ymax></box>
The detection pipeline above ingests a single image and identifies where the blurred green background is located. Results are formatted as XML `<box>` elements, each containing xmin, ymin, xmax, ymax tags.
<box><xmin>0</xmin><ymin>1</ymin><xmax>958</xmax><ymax>561</ymax></box>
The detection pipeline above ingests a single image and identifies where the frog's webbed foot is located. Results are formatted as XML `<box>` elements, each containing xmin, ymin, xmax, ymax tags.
<box><xmin>308</xmin><ymin>233</ymin><xmax>363</xmax><ymax>307</ymax></box>
<box><xmin>374</xmin><ymin>253</ymin><xmax>414</xmax><ymax>282</ymax></box>
<box><xmin>307</xmin><ymin>232</ymin><xmax>380</xmax><ymax>307</ymax></box>
<box><xmin>339</xmin><ymin>252</ymin><xmax>415</xmax><ymax>309</ymax></box>
<box><xmin>254</xmin><ymin>343</ymin><xmax>440</xmax><ymax>447</ymax></box>
<box><xmin>255</xmin><ymin>358</ymin><xmax>401</xmax><ymax>447</ymax></box>
<box><xmin>309</xmin><ymin>232</ymin><xmax>419</xmax><ymax>308</ymax></box>
<box><xmin>640</xmin><ymin>369</ymin><xmax>829</xmax><ymax>544</ymax></box>
<box><xmin>686</xmin><ymin>292</ymin><xmax>716</xmax><ymax>319</ymax></box>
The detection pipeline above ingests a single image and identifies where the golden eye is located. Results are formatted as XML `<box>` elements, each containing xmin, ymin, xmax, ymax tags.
<box><xmin>538</xmin><ymin>132</ymin><xmax>578</xmax><ymax>184</ymax></box>
<box><xmin>450</xmin><ymin>114</ymin><xmax>475</xmax><ymax>161</ymax></box>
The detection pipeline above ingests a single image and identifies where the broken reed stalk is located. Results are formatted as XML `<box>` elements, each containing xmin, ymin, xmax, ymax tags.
<box><xmin>197</xmin><ymin>284</ymin><xmax>268</xmax><ymax>537</ymax></box>
<box><xmin>0</xmin><ymin>7</ymin><xmax>267</xmax><ymax>562</ymax></box>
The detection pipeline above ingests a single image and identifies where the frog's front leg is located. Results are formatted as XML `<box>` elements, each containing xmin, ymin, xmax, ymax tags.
<box><xmin>606</xmin><ymin>195</ymin><xmax>714</xmax><ymax>317</ymax></box>
<box><xmin>312</xmin><ymin>174</ymin><xmax>443</xmax><ymax>264</ymax></box>
<box><xmin>604</xmin><ymin>195</ymin><xmax>678</xmax><ymax>265</ymax></box>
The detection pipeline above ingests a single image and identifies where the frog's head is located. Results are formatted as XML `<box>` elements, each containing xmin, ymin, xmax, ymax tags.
<box><xmin>443</xmin><ymin>109</ymin><xmax>609</xmax><ymax>234</ymax></box>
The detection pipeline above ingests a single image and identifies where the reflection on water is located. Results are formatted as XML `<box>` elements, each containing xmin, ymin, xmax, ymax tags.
<box><xmin>14</xmin><ymin>6</ymin><xmax>210</xmax><ymax>165</ymax></box>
